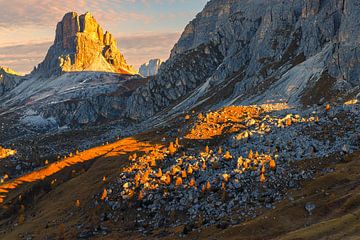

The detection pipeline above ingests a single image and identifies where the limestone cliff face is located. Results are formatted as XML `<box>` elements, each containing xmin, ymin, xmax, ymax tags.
<box><xmin>170</xmin><ymin>0</ymin><xmax>236</xmax><ymax>57</ymax></box>
<box><xmin>33</xmin><ymin>12</ymin><xmax>136</xmax><ymax>77</ymax></box>
<box><xmin>127</xmin><ymin>0</ymin><xmax>360</xmax><ymax>120</ymax></box>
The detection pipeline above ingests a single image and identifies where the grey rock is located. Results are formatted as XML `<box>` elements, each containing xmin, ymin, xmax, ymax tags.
<box><xmin>305</xmin><ymin>202</ymin><xmax>316</xmax><ymax>215</ymax></box>
<box><xmin>139</xmin><ymin>59</ymin><xmax>162</xmax><ymax>77</ymax></box>
<box><xmin>341</xmin><ymin>144</ymin><xmax>350</xmax><ymax>154</ymax></box>
<box><xmin>0</xmin><ymin>67</ymin><xmax>24</xmax><ymax>96</ymax></box>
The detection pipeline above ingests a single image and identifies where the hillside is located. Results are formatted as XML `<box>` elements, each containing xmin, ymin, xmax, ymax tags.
<box><xmin>0</xmin><ymin>101</ymin><xmax>359</xmax><ymax>239</ymax></box>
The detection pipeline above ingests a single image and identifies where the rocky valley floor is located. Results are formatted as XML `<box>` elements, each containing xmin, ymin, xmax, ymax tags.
<box><xmin>0</xmin><ymin>101</ymin><xmax>359</xmax><ymax>239</ymax></box>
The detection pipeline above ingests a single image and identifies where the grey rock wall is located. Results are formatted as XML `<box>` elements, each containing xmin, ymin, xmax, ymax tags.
<box><xmin>127</xmin><ymin>0</ymin><xmax>360</xmax><ymax>120</ymax></box>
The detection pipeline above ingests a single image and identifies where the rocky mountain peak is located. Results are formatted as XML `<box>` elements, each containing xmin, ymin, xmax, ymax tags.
<box><xmin>0</xmin><ymin>66</ymin><xmax>23</xmax><ymax>96</ymax></box>
<box><xmin>0</xmin><ymin>66</ymin><xmax>22</xmax><ymax>77</ymax></box>
<box><xmin>139</xmin><ymin>59</ymin><xmax>162</xmax><ymax>77</ymax></box>
<box><xmin>34</xmin><ymin>12</ymin><xmax>136</xmax><ymax>77</ymax></box>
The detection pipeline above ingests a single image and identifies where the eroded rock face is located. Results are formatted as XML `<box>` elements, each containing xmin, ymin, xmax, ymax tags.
<box><xmin>33</xmin><ymin>12</ymin><xmax>136</xmax><ymax>77</ymax></box>
<box><xmin>139</xmin><ymin>59</ymin><xmax>162</xmax><ymax>77</ymax></box>
<box><xmin>127</xmin><ymin>43</ymin><xmax>224</xmax><ymax>120</ymax></box>
<box><xmin>127</xmin><ymin>0</ymin><xmax>360</xmax><ymax>120</ymax></box>
<box><xmin>0</xmin><ymin>67</ymin><xmax>23</xmax><ymax>96</ymax></box>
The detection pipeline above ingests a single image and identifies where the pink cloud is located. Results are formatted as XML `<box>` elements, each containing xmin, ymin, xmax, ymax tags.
<box><xmin>0</xmin><ymin>0</ymin><xmax>152</xmax><ymax>28</ymax></box>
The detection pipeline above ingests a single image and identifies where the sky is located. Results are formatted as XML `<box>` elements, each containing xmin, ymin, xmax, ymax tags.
<box><xmin>0</xmin><ymin>0</ymin><xmax>209</xmax><ymax>74</ymax></box>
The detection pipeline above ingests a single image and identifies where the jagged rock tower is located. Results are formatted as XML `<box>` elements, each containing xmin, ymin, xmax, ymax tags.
<box><xmin>33</xmin><ymin>12</ymin><xmax>136</xmax><ymax>77</ymax></box>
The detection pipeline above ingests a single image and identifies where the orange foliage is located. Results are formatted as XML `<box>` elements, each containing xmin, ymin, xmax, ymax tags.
<box><xmin>193</xmin><ymin>162</ymin><xmax>200</xmax><ymax>171</ymax></box>
<box><xmin>286</xmin><ymin>118</ymin><xmax>292</xmax><ymax>126</ymax></box>
<box><xmin>155</xmin><ymin>168</ymin><xmax>163</xmax><ymax>178</ymax></box>
<box><xmin>260</xmin><ymin>173</ymin><xmax>265</xmax><ymax>183</ymax></box>
<box><xmin>202</xmin><ymin>161</ymin><xmax>207</xmax><ymax>170</ymax></box>
<box><xmin>75</xmin><ymin>200</ymin><xmax>81</xmax><ymax>208</ymax></box>
<box><xmin>185</xmin><ymin>106</ymin><xmax>261</xmax><ymax>140</ymax></box>
<box><xmin>0</xmin><ymin>146</ymin><xmax>16</xmax><ymax>159</ymax></box>
<box><xmin>189</xmin><ymin>178</ymin><xmax>196</xmax><ymax>187</ymax></box>
<box><xmin>185</xmin><ymin>114</ymin><xmax>190</xmax><ymax>120</ymax></box>
<box><xmin>140</xmin><ymin>168</ymin><xmax>151</xmax><ymax>184</ymax></box>
<box><xmin>269</xmin><ymin>159</ymin><xmax>276</xmax><ymax>170</ymax></box>
<box><xmin>128</xmin><ymin>189</ymin><xmax>134</xmax><ymax>199</ymax></box>
<box><xmin>102</xmin><ymin>176</ymin><xmax>107</xmax><ymax>182</ymax></box>
<box><xmin>101</xmin><ymin>189</ymin><xmax>107</xmax><ymax>201</ymax></box>
<box><xmin>326</xmin><ymin>104</ymin><xmax>331</xmax><ymax>111</ymax></box>
<box><xmin>224</xmin><ymin>151</ymin><xmax>232</xmax><ymax>160</ymax></box>
<box><xmin>218</xmin><ymin>147</ymin><xmax>223</xmax><ymax>155</ymax></box>
<box><xmin>171</xmin><ymin>166</ymin><xmax>181</xmax><ymax>175</ymax></box>
<box><xmin>248</xmin><ymin>150</ymin><xmax>254</xmax><ymax>159</ymax></box>
<box><xmin>243</xmin><ymin>161</ymin><xmax>249</xmax><ymax>169</ymax></box>
<box><xmin>177</xmin><ymin>158</ymin><xmax>183</xmax><ymax>166</ymax></box>
<box><xmin>206</xmin><ymin>181</ymin><xmax>211</xmax><ymax>191</ymax></box>
<box><xmin>222</xmin><ymin>173</ymin><xmax>230</xmax><ymax>182</ymax></box>
<box><xmin>138</xmin><ymin>190</ymin><xmax>144</xmax><ymax>200</ymax></box>
<box><xmin>181</xmin><ymin>170</ymin><xmax>187</xmax><ymax>179</ymax></box>
<box><xmin>261</xmin><ymin>165</ymin><xmax>266</xmax><ymax>174</ymax></box>
<box><xmin>187</xmin><ymin>165</ymin><xmax>194</xmax><ymax>175</ymax></box>
<box><xmin>150</xmin><ymin>158</ymin><xmax>156</xmax><ymax>167</ymax></box>
<box><xmin>175</xmin><ymin>177</ymin><xmax>183</xmax><ymax>186</ymax></box>
<box><xmin>205</xmin><ymin>145</ymin><xmax>209</xmax><ymax>154</ymax></box>
<box><xmin>164</xmin><ymin>173</ymin><xmax>171</xmax><ymax>185</ymax></box>
<box><xmin>0</xmin><ymin>137</ymin><xmax>157</xmax><ymax>204</ymax></box>
<box><xmin>134</xmin><ymin>173</ymin><xmax>141</xmax><ymax>187</ymax></box>
<box><xmin>129</xmin><ymin>153</ymin><xmax>137</xmax><ymax>161</ymax></box>
<box><xmin>237</xmin><ymin>157</ymin><xmax>243</xmax><ymax>168</ymax></box>
<box><xmin>168</xmin><ymin>142</ymin><xmax>177</xmax><ymax>155</ymax></box>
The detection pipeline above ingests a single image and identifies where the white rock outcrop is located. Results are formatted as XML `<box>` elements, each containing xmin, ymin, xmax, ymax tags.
<box><xmin>139</xmin><ymin>59</ymin><xmax>162</xmax><ymax>77</ymax></box>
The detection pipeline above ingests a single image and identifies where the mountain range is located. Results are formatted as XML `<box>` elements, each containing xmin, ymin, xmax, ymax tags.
<box><xmin>2</xmin><ymin>1</ymin><xmax>359</xmax><ymax>130</ymax></box>
<box><xmin>0</xmin><ymin>0</ymin><xmax>359</xmax><ymax>239</ymax></box>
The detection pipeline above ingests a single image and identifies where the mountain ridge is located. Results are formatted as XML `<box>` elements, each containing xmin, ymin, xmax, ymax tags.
<box><xmin>0</xmin><ymin>66</ymin><xmax>24</xmax><ymax>96</ymax></box>
<box><xmin>0</xmin><ymin>2</ymin><xmax>359</xmax><ymax>239</ymax></box>
<box><xmin>126</xmin><ymin>0</ymin><xmax>360</xmax><ymax>121</ymax></box>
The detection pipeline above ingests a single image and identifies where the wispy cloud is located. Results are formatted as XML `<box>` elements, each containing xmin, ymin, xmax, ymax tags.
<box><xmin>0</xmin><ymin>0</ymin><xmax>204</xmax><ymax>29</ymax></box>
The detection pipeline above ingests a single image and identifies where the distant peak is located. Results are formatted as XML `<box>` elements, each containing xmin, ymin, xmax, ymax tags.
<box><xmin>139</xmin><ymin>59</ymin><xmax>162</xmax><ymax>77</ymax></box>
<box><xmin>0</xmin><ymin>66</ymin><xmax>22</xmax><ymax>76</ymax></box>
